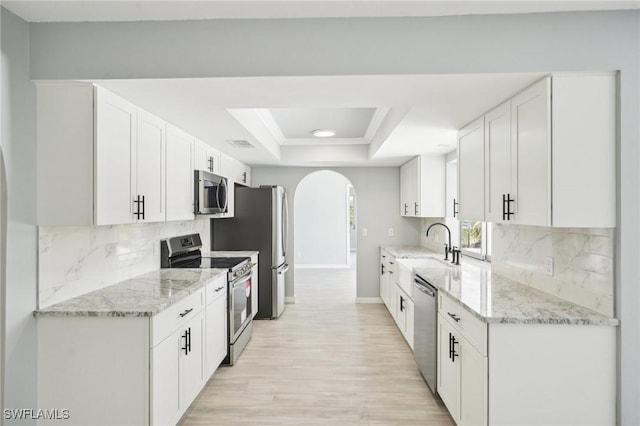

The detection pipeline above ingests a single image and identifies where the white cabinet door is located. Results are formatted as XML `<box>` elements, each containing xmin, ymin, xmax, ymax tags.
<box><xmin>205</xmin><ymin>282</ymin><xmax>228</xmax><ymax>379</ymax></box>
<box><xmin>438</xmin><ymin>315</ymin><xmax>461</xmax><ymax>420</ymax></box>
<box><xmin>136</xmin><ymin>110</ymin><xmax>166</xmax><ymax>223</ymax></box>
<box><xmin>194</xmin><ymin>139</ymin><xmax>221</xmax><ymax>174</ymax></box>
<box><xmin>166</xmin><ymin>125</ymin><xmax>194</xmax><ymax>222</ymax></box>
<box><xmin>94</xmin><ymin>87</ymin><xmax>137</xmax><ymax>225</ymax></box>
<box><xmin>400</xmin><ymin>157</ymin><xmax>420</xmax><ymax>217</ymax></box>
<box><xmin>404</xmin><ymin>296</ymin><xmax>414</xmax><ymax>350</ymax></box>
<box><xmin>151</xmin><ymin>333</ymin><xmax>181</xmax><ymax>426</ymax></box>
<box><xmin>511</xmin><ymin>77</ymin><xmax>551</xmax><ymax>227</ymax></box>
<box><xmin>460</xmin><ymin>339</ymin><xmax>488</xmax><ymax>426</ymax></box>
<box><xmin>181</xmin><ymin>311</ymin><xmax>205</xmax><ymax>406</ymax></box>
<box><xmin>457</xmin><ymin>118</ymin><xmax>485</xmax><ymax>221</ymax></box>
<box><xmin>234</xmin><ymin>161</ymin><xmax>251</xmax><ymax>186</ymax></box>
<box><xmin>445</xmin><ymin>160</ymin><xmax>458</xmax><ymax>219</ymax></box>
<box><xmin>484</xmin><ymin>101</ymin><xmax>512</xmax><ymax>224</ymax></box>
<box><xmin>251</xmin><ymin>255</ymin><xmax>259</xmax><ymax>318</ymax></box>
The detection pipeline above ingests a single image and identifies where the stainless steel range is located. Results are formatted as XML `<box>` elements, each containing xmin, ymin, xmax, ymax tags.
<box><xmin>160</xmin><ymin>234</ymin><xmax>253</xmax><ymax>365</ymax></box>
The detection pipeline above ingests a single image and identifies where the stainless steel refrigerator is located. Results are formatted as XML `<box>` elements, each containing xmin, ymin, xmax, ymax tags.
<box><xmin>212</xmin><ymin>185</ymin><xmax>288</xmax><ymax>319</ymax></box>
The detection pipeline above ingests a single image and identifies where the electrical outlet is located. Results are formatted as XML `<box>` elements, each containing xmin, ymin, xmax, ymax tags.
<box><xmin>545</xmin><ymin>257</ymin><xmax>554</xmax><ymax>276</ymax></box>
<box><xmin>388</xmin><ymin>228</ymin><xmax>394</xmax><ymax>237</ymax></box>
<box><xmin>362</xmin><ymin>228</ymin><xmax>368</xmax><ymax>237</ymax></box>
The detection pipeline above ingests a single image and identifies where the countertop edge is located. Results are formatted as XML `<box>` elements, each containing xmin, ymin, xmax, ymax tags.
<box><xmin>33</xmin><ymin>269</ymin><xmax>226</xmax><ymax>318</ymax></box>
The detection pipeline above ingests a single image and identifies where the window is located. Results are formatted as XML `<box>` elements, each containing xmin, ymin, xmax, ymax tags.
<box><xmin>460</xmin><ymin>220</ymin><xmax>492</xmax><ymax>261</ymax></box>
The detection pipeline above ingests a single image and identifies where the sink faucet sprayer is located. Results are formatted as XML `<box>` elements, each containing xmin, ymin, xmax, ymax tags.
<box><xmin>425</xmin><ymin>222</ymin><xmax>460</xmax><ymax>265</ymax></box>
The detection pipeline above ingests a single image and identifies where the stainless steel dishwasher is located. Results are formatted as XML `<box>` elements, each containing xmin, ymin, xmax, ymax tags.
<box><xmin>413</xmin><ymin>273</ymin><xmax>438</xmax><ymax>394</ymax></box>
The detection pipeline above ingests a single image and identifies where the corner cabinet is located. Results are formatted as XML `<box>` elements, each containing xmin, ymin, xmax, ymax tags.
<box><xmin>457</xmin><ymin>73</ymin><xmax>616</xmax><ymax>227</ymax></box>
<box><xmin>400</xmin><ymin>155</ymin><xmax>446</xmax><ymax>218</ymax></box>
<box><xmin>437</xmin><ymin>292</ymin><xmax>616</xmax><ymax>426</ymax></box>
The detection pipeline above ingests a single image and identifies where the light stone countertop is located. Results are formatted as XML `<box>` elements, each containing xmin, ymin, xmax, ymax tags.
<box><xmin>381</xmin><ymin>245</ymin><xmax>442</xmax><ymax>258</ymax></box>
<box><xmin>382</xmin><ymin>245</ymin><xmax>618</xmax><ymax>326</ymax></box>
<box><xmin>34</xmin><ymin>268</ymin><xmax>227</xmax><ymax>318</ymax></box>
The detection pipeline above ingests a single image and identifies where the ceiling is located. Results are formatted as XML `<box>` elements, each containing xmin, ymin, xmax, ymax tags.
<box><xmin>94</xmin><ymin>74</ymin><xmax>545</xmax><ymax>166</ymax></box>
<box><xmin>4</xmin><ymin>0</ymin><xmax>639</xmax><ymax>22</ymax></box>
<box><xmin>10</xmin><ymin>1</ymin><xmax>635</xmax><ymax>167</ymax></box>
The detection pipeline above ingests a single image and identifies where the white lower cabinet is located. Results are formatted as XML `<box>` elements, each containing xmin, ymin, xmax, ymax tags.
<box><xmin>437</xmin><ymin>293</ymin><xmax>616</xmax><ymax>426</ymax></box>
<box><xmin>38</xmin><ymin>278</ymin><xmax>231</xmax><ymax>426</ymax></box>
<box><xmin>205</xmin><ymin>275</ymin><xmax>228</xmax><ymax>379</ymax></box>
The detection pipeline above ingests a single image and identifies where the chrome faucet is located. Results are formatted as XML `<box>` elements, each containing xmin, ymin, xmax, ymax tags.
<box><xmin>426</xmin><ymin>222</ymin><xmax>460</xmax><ymax>264</ymax></box>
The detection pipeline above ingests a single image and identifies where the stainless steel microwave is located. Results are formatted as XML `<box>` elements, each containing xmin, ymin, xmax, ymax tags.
<box><xmin>194</xmin><ymin>170</ymin><xmax>228</xmax><ymax>215</ymax></box>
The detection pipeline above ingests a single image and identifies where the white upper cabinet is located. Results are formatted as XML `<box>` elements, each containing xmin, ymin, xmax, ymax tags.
<box><xmin>94</xmin><ymin>86</ymin><xmax>139</xmax><ymax>225</ymax></box>
<box><xmin>37</xmin><ymin>83</ymin><xmax>250</xmax><ymax>226</ymax></box>
<box><xmin>484</xmin><ymin>100</ymin><xmax>513</xmax><ymax>224</ymax></box>
<box><xmin>457</xmin><ymin>73</ymin><xmax>616</xmax><ymax>228</ymax></box>
<box><xmin>445</xmin><ymin>159</ymin><xmax>458</xmax><ymax>219</ymax></box>
<box><xmin>400</xmin><ymin>155</ymin><xmax>445</xmax><ymax>218</ymax></box>
<box><xmin>135</xmin><ymin>109</ymin><xmax>167</xmax><ymax>223</ymax></box>
<box><xmin>166</xmin><ymin>124</ymin><xmax>194</xmax><ymax>222</ymax></box>
<box><xmin>194</xmin><ymin>139</ymin><xmax>221</xmax><ymax>175</ymax></box>
<box><xmin>457</xmin><ymin>118</ymin><xmax>485</xmax><ymax>221</ymax></box>
<box><xmin>550</xmin><ymin>74</ymin><xmax>615</xmax><ymax>228</ymax></box>
<box><xmin>234</xmin><ymin>161</ymin><xmax>251</xmax><ymax>186</ymax></box>
<box><xmin>509</xmin><ymin>77</ymin><xmax>551</xmax><ymax>226</ymax></box>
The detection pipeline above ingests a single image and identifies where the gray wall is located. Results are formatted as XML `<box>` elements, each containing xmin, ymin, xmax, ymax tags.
<box><xmin>253</xmin><ymin>167</ymin><xmax>421</xmax><ymax>299</ymax></box>
<box><xmin>0</xmin><ymin>9</ymin><xmax>637</xmax><ymax>423</ymax></box>
<box><xmin>294</xmin><ymin>170</ymin><xmax>350</xmax><ymax>267</ymax></box>
<box><xmin>1</xmin><ymin>8</ymin><xmax>38</xmax><ymax>423</ymax></box>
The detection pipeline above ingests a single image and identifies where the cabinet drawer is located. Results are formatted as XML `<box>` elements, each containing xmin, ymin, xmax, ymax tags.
<box><xmin>205</xmin><ymin>275</ymin><xmax>227</xmax><ymax>306</ymax></box>
<box><xmin>439</xmin><ymin>293</ymin><xmax>487</xmax><ymax>355</ymax></box>
<box><xmin>152</xmin><ymin>288</ymin><xmax>204</xmax><ymax>347</ymax></box>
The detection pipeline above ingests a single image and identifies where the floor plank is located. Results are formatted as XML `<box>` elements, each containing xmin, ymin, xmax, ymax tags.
<box><xmin>179</xmin><ymin>262</ymin><xmax>453</xmax><ymax>425</ymax></box>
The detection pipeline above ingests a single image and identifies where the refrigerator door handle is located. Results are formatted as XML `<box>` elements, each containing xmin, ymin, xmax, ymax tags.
<box><xmin>282</xmin><ymin>191</ymin><xmax>289</xmax><ymax>259</ymax></box>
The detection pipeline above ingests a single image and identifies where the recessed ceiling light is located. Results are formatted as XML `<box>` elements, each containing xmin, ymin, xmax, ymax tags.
<box><xmin>311</xmin><ymin>129</ymin><xmax>336</xmax><ymax>138</ymax></box>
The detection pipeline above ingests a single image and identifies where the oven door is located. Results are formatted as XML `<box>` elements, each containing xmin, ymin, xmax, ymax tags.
<box><xmin>228</xmin><ymin>271</ymin><xmax>252</xmax><ymax>344</ymax></box>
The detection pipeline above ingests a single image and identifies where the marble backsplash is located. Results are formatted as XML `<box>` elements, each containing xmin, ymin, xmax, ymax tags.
<box><xmin>420</xmin><ymin>219</ymin><xmax>614</xmax><ymax>317</ymax></box>
<box><xmin>38</xmin><ymin>218</ymin><xmax>210</xmax><ymax>308</ymax></box>
<box><xmin>491</xmin><ymin>224</ymin><xmax>614</xmax><ymax>317</ymax></box>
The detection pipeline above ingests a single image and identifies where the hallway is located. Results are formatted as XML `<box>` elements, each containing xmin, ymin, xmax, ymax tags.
<box><xmin>180</xmin><ymin>266</ymin><xmax>453</xmax><ymax>425</ymax></box>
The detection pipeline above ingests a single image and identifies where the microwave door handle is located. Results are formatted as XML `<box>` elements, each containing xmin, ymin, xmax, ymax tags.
<box><xmin>221</xmin><ymin>178</ymin><xmax>229</xmax><ymax>212</ymax></box>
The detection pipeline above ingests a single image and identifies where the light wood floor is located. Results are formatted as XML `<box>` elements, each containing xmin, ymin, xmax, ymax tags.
<box><xmin>179</xmin><ymin>262</ymin><xmax>453</xmax><ymax>425</ymax></box>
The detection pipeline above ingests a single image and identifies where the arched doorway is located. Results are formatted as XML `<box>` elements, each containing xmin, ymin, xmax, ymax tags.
<box><xmin>293</xmin><ymin>170</ymin><xmax>357</xmax><ymax>302</ymax></box>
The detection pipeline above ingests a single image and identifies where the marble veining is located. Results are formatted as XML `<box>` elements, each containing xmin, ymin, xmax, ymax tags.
<box><xmin>38</xmin><ymin>219</ymin><xmax>209</xmax><ymax>308</ymax></box>
<box><xmin>35</xmin><ymin>269</ymin><xmax>226</xmax><ymax>317</ymax></box>
<box><xmin>491</xmin><ymin>225</ymin><xmax>614</xmax><ymax>317</ymax></box>
<box><xmin>414</xmin><ymin>259</ymin><xmax>618</xmax><ymax>326</ymax></box>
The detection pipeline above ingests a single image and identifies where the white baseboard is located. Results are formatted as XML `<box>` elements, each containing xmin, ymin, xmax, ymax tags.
<box><xmin>355</xmin><ymin>297</ymin><xmax>383</xmax><ymax>304</ymax></box>
<box><xmin>285</xmin><ymin>297</ymin><xmax>295</xmax><ymax>304</ymax></box>
<box><xmin>295</xmin><ymin>264</ymin><xmax>349</xmax><ymax>269</ymax></box>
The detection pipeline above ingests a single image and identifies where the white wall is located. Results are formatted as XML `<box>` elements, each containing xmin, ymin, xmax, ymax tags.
<box><xmin>252</xmin><ymin>167</ymin><xmax>421</xmax><ymax>300</ymax></box>
<box><xmin>294</xmin><ymin>170</ymin><xmax>349</xmax><ymax>268</ymax></box>
<box><xmin>1</xmin><ymin>9</ymin><xmax>639</xmax><ymax>423</ymax></box>
<box><xmin>1</xmin><ymin>8</ymin><xmax>37</xmax><ymax>424</ymax></box>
